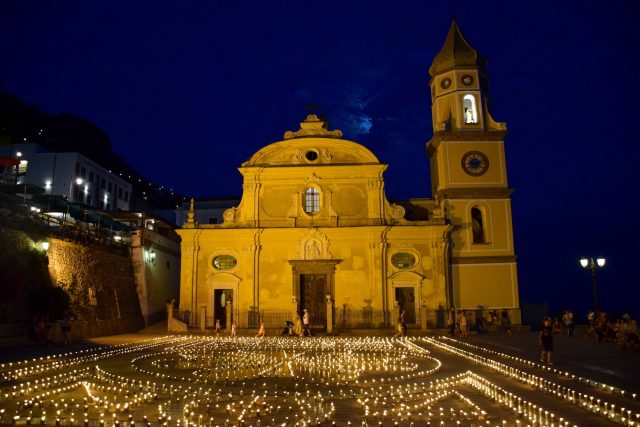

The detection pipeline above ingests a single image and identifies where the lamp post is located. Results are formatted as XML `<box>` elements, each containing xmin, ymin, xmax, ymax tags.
<box><xmin>69</xmin><ymin>177</ymin><xmax>83</xmax><ymax>201</ymax></box>
<box><xmin>66</xmin><ymin>177</ymin><xmax>83</xmax><ymax>222</ymax></box>
<box><xmin>580</xmin><ymin>257</ymin><xmax>605</xmax><ymax>312</ymax></box>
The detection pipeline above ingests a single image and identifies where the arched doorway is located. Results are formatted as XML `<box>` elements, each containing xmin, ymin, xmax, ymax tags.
<box><xmin>289</xmin><ymin>260</ymin><xmax>340</xmax><ymax>332</ymax></box>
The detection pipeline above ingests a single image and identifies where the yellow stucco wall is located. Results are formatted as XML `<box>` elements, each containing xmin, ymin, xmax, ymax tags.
<box><xmin>177</xmin><ymin>115</ymin><xmax>461</xmax><ymax>328</ymax></box>
<box><xmin>178</xmin><ymin>23</ymin><xmax>525</xmax><ymax>328</ymax></box>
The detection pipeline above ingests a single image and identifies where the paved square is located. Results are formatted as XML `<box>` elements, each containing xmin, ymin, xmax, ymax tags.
<box><xmin>1</xmin><ymin>333</ymin><xmax>639</xmax><ymax>426</ymax></box>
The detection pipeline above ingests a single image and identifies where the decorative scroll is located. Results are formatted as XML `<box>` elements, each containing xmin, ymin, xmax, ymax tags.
<box><xmin>284</xmin><ymin>114</ymin><xmax>343</xmax><ymax>139</ymax></box>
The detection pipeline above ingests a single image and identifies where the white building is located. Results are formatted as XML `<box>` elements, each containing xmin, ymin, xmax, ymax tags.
<box><xmin>0</xmin><ymin>144</ymin><xmax>132</xmax><ymax>211</ymax></box>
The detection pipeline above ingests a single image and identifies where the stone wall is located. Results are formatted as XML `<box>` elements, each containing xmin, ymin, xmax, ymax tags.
<box><xmin>47</xmin><ymin>238</ymin><xmax>143</xmax><ymax>325</ymax></box>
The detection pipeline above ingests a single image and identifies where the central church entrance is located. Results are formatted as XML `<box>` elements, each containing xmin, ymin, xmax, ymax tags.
<box><xmin>299</xmin><ymin>274</ymin><xmax>326</xmax><ymax>330</ymax></box>
<box><xmin>395</xmin><ymin>287</ymin><xmax>416</xmax><ymax>325</ymax></box>
<box><xmin>213</xmin><ymin>289</ymin><xmax>233</xmax><ymax>328</ymax></box>
<box><xmin>289</xmin><ymin>259</ymin><xmax>340</xmax><ymax>333</ymax></box>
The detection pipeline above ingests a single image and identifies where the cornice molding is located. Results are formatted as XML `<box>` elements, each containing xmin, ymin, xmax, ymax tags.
<box><xmin>451</xmin><ymin>255</ymin><xmax>517</xmax><ymax>265</ymax></box>
<box><xmin>438</xmin><ymin>188</ymin><xmax>514</xmax><ymax>199</ymax></box>
<box><xmin>427</xmin><ymin>130</ymin><xmax>508</xmax><ymax>156</ymax></box>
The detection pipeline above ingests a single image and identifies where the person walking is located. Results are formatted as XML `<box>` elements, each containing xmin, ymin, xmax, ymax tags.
<box><xmin>447</xmin><ymin>307</ymin><xmax>456</xmax><ymax>336</ymax></box>
<box><xmin>230</xmin><ymin>320</ymin><xmax>237</xmax><ymax>337</ymax></box>
<box><xmin>539</xmin><ymin>316</ymin><xmax>554</xmax><ymax>364</ymax></box>
<box><xmin>215</xmin><ymin>319</ymin><xmax>221</xmax><ymax>337</ymax></box>
<box><xmin>256</xmin><ymin>321</ymin><xmax>266</xmax><ymax>337</ymax></box>
<box><xmin>562</xmin><ymin>310</ymin><xmax>574</xmax><ymax>337</ymax></box>
<box><xmin>302</xmin><ymin>309</ymin><xmax>311</xmax><ymax>336</ymax></box>
<box><xmin>458</xmin><ymin>311</ymin><xmax>468</xmax><ymax>338</ymax></box>
<box><xmin>501</xmin><ymin>310</ymin><xmax>512</xmax><ymax>336</ymax></box>
<box><xmin>61</xmin><ymin>312</ymin><xmax>74</xmax><ymax>345</ymax></box>
<box><xmin>394</xmin><ymin>310</ymin><xmax>406</xmax><ymax>337</ymax></box>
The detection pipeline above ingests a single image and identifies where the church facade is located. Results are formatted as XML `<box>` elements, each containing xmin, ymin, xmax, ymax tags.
<box><xmin>177</xmin><ymin>21</ymin><xmax>520</xmax><ymax>331</ymax></box>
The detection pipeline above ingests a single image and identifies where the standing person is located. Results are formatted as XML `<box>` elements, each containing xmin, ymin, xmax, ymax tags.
<box><xmin>394</xmin><ymin>310</ymin><xmax>406</xmax><ymax>337</ymax></box>
<box><xmin>293</xmin><ymin>312</ymin><xmax>302</xmax><ymax>336</ymax></box>
<box><xmin>458</xmin><ymin>311</ymin><xmax>468</xmax><ymax>338</ymax></box>
<box><xmin>501</xmin><ymin>310</ymin><xmax>512</xmax><ymax>336</ymax></box>
<box><xmin>302</xmin><ymin>309</ymin><xmax>311</xmax><ymax>336</ymax></box>
<box><xmin>215</xmin><ymin>319</ymin><xmax>221</xmax><ymax>337</ymax></box>
<box><xmin>562</xmin><ymin>310</ymin><xmax>574</xmax><ymax>337</ymax></box>
<box><xmin>447</xmin><ymin>307</ymin><xmax>455</xmax><ymax>336</ymax></box>
<box><xmin>539</xmin><ymin>316</ymin><xmax>554</xmax><ymax>364</ymax></box>
<box><xmin>586</xmin><ymin>309</ymin><xmax>597</xmax><ymax>340</ymax></box>
<box><xmin>230</xmin><ymin>320</ymin><xmax>237</xmax><ymax>337</ymax></box>
<box><xmin>400</xmin><ymin>310</ymin><xmax>407</xmax><ymax>337</ymax></box>
<box><xmin>61</xmin><ymin>312</ymin><xmax>74</xmax><ymax>345</ymax></box>
<box><xmin>256</xmin><ymin>321</ymin><xmax>266</xmax><ymax>337</ymax></box>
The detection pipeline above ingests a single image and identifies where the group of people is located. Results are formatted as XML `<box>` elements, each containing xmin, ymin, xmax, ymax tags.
<box><xmin>539</xmin><ymin>309</ymin><xmax>640</xmax><ymax>365</ymax></box>
<box><xmin>586</xmin><ymin>310</ymin><xmax>639</xmax><ymax>350</ymax></box>
<box><xmin>447</xmin><ymin>308</ymin><xmax>512</xmax><ymax>337</ymax></box>
<box><xmin>27</xmin><ymin>312</ymin><xmax>74</xmax><ymax>346</ymax></box>
<box><xmin>259</xmin><ymin>307</ymin><xmax>313</xmax><ymax>338</ymax></box>
<box><xmin>214</xmin><ymin>319</ymin><xmax>237</xmax><ymax>337</ymax></box>
<box><xmin>447</xmin><ymin>308</ymin><xmax>469</xmax><ymax>337</ymax></box>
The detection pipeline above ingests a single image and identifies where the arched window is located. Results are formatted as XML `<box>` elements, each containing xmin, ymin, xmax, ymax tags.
<box><xmin>304</xmin><ymin>187</ymin><xmax>320</xmax><ymax>215</ymax></box>
<box><xmin>463</xmin><ymin>94</ymin><xmax>478</xmax><ymax>124</ymax></box>
<box><xmin>471</xmin><ymin>207</ymin><xmax>485</xmax><ymax>243</ymax></box>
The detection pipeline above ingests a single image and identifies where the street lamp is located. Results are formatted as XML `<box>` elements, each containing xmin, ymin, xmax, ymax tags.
<box><xmin>66</xmin><ymin>177</ymin><xmax>83</xmax><ymax>222</ymax></box>
<box><xmin>69</xmin><ymin>177</ymin><xmax>83</xmax><ymax>200</ymax></box>
<box><xmin>579</xmin><ymin>257</ymin><xmax>605</xmax><ymax>312</ymax></box>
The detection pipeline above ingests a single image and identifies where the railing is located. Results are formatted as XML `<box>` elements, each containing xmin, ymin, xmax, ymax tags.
<box><xmin>174</xmin><ymin>307</ymin><xmax>522</xmax><ymax>332</ymax></box>
<box><xmin>336</xmin><ymin>308</ymin><xmax>388</xmax><ymax>329</ymax></box>
<box><xmin>0</xmin><ymin>192</ymin><xmax>129</xmax><ymax>256</ymax></box>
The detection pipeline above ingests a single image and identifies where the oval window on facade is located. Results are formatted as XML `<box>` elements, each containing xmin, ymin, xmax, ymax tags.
<box><xmin>213</xmin><ymin>255</ymin><xmax>237</xmax><ymax>270</ymax></box>
<box><xmin>391</xmin><ymin>252</ymin><xmax>416</xmax><ymax>269</ymax></box>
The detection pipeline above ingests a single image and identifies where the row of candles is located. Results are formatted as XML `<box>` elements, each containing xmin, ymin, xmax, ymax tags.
<box><xmin>419</xmin><ymin>337</ymin><xmax>640</xmax><ymax>426</ymax></box>
<box><xmin>440</xmin><ymin>336</ymin><xmax>638</xmax><ymax>402</ymax></box>
<box><xmin>1</xmin><ymin>335</ymin><xmax>443</xmax><ymax>425</ymax></box>
<box><xmin>4</xmin><ymin>333</ymin><xmax>637</xmax><ymax>425</ymax></box>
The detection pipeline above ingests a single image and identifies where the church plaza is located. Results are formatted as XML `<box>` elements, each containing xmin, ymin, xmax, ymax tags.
<box><xmin>0</xmin><ymin>326</ymin><xmax>639</xmax><ymax>426</ymax></box>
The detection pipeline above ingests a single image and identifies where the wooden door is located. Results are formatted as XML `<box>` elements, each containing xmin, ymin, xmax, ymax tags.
<box><xmin>300</xmin><ymin>274</ymin><xmax>326</xmax><ymax>330</ymax></box>
<box><xmin>395</xmin><ymin>287</ymin><xmax>416</xmax><ymax>324</ymax></box>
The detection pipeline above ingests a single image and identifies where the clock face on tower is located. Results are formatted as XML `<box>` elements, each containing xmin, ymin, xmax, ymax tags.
<box><xmin>461</xmin><ymin>151</ymin><xmax>489</xmax><ymax>176</ymax></box>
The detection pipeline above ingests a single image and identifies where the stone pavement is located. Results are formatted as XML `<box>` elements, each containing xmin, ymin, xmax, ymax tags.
<box><xmin>465</xmin><ymin>330</ymin><xmax>640</xmax><ymax>395</ymax></box>
<box><xmin>3</xmin><ymin>322</ymin><xmax>638</xmax><ymax>394</ymax></box>
<box><xmin>1</xmin><ymin>324</ymin><xmax>639</xmax><ymax>425</ymax></box>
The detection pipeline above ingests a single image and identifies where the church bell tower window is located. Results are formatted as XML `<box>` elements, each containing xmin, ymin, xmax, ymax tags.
<box><xmin>463</xmin><ymin>94</ymin><xmax>478</xmax><ymax>124</ymax></box>
<box><xmin>471</xmin><ymin>207</ymin><xmax>486</xmax><ymax>244</ymax></box>
<box><xmin>304</xmin><ymin>187</ymin><xmax>321</xmax><ymax>215</ymax></box>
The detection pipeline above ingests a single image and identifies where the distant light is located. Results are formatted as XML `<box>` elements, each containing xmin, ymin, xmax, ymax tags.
<box><xmin>596</xmin><ymin>258</ymin><xmax>605</xmax><ymax>267</ymax></box>
<box><xmin>45</xmin><ymin>180</ymin><xmax>52</xmax><ymax>187</ymax></box>
<box><xmin>41</xmin><ymin>241</ymin><xmax>50</xmax><ymax>251</ymax></box>
<box><xmin>75</xmin><ymin>178</ymin><xmax>83</xmax><ymax>185</ymax></box>
<box><xmin>579</xmin><ymin>258</ymin><xmax>589</xmax><ymax>268</ymax></box>
<box><xmin>16</xmin><ymin>151</ymin><xmax>22</xmax><ymax>157</ymax></box>
<box><xmin>114</xmin><ymin>235</ymin><xmax>122</xmax><ymax>241</ymax></box>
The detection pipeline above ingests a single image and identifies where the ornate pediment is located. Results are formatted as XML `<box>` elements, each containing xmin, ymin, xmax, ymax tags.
<box><xmin>284</xmin><ymin>114</ymin><xmax>343</xmax><ymax>139</ymax></box>
<box><xmin>305</xmin><ymin>173</ymin><xmax>321</xmax><ymax>184</ymax></box>
<box><xmin>296</xmin><ymin>228</ymin><xmax>334</xmax><ymax>260</ymax></box>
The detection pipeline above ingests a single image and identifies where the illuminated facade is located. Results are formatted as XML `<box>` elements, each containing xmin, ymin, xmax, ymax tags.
<box><xmin>177</xmin><ymin>21</ymin><xmax>520</xmax><ymax>330</ymax></box>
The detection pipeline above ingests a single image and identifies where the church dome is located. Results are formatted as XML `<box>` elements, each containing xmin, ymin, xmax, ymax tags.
<box><xmin>242</xmin><ymin>114</ymin><xmax>381</xmax><ymax>167</ymax></box>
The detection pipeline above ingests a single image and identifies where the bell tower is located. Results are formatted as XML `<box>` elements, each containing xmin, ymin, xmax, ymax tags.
<box><xmin>427</xmin><ymin>20</ymin><xmax>520</xmax><ymax>318</ymax></box>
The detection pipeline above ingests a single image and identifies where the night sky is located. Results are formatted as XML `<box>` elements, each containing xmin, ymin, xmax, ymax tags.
<box><xmin>1</xmin><ymin>1</ymin><xmax>639</xmax><ymax>318</ymax></box>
